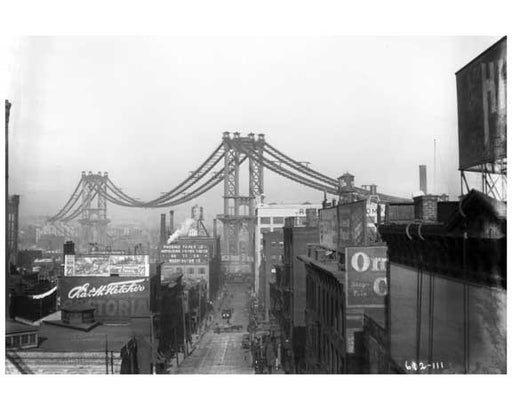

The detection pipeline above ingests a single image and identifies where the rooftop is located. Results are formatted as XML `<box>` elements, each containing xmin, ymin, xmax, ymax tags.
<box><xmin>35</xmin><ymin>315</ymin><xmax>153</xmax><ymax>352</ymax></box>
<box><xmin>6</xmin><ymin>319</ymin><xmax>39</xmax><ymax>335</ymax></box>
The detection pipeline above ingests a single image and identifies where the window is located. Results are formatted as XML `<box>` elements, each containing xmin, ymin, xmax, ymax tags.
<box><xmin>279</xmin><ymin>241</ymin><xmax>284</xmax><ymax>248</ymax></box>
<box><xmin>176</xmin><ymin>267</ymin><xmax>183</xmax><ymax>274</ymax></box>
<box><xmin>272</xmin><ymin>217</ymin><xmax>284</xmax><ymax>224</ymax></box>
<box><xmin>271</xmin><ymin>241</ymin><xmax>277</xmax><ymax>248</ymax></box>
<box><xmin>260</xmin><ymin>217</ymin><xmax>271</xmax><ymax>224</ymax></box>
<box><xmin>187</xmin><ymin>267</ymin><xmax>194</xmax><ymax>275</ymax></box>
<box><xmin>21</xmin><ymin>334</ymin><xmax>29</xmax><ymax>345</ymax></box>
<box><xmin>29</xmin><ymin>334</ymin><xmax>36</xmax><ymax>345</ymax></box>
<box><xmin>6</xmin><ymin>337</ymin><xmax>12</xmax><ymax>347</ymax></box>
<box><xmin>198</xmin><ymin>267</ymin><xmax>206</xmax><ymax>274</ymax></box>
<box><xmin>12</xmin><ymin>336</ymin><xmax>20</xmax><ymax>347</ymax></box>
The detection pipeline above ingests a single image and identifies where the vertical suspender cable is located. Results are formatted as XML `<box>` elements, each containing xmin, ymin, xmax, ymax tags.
<box><xmin>427</xmin><ymin>242</ymin><xmax>435</xmax><ymax>374</ymax></box>
<box><xmin>462</xmin><ymin>230</ymin><xmax>469</xmax><ymax>373</ymax></box>
<box><xmin>415</xmin><ymin>240</ymin><xmax>423</xmax><ymax>372</ymax></box>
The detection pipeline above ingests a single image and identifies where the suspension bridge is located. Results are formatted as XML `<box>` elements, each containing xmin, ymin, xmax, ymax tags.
<box><xmin>49</xmin><ymin>132</ymin><xmax>402</xmax><ymax>274</ymax></box>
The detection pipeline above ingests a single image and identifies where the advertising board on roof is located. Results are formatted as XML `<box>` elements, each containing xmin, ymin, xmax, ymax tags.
<box><xmin>456</xmin><ymin>37</ymin><xmax>507</xmax><ymax>170</ymax></box>
<box><xmin>345</xmin><ymin>246</ymin><xmax>388</xmax><ymax>308</ymax></box>
<box><xmin>338</xmin><ymin>200</ymin><xmax>367</xmax><ymax>249</ymax></box>
<box><xmin>318</xmin><ymin>206</ymin><xmax>338</xmax><ymax>250</ymax></box>
<box><xmin>59</xmin><ymin>276</ymin><xmax>151</xmax><ymax>318</ymax></box>
<box><xmin>64</xmin><ymin>254</ymin><xmax>149</xmax><ymax>277</ymax></box>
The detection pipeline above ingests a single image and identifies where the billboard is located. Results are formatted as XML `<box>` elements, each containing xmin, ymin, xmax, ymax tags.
<box><xmin>318</xmin><ymin>207</ymin><xmax>338</xmax><ymax>250</ymax></box>
<box><xmin>59</xmin><ymin>276</ymin><xmax>151</xmax><ymax>318</ymax></box>
<box><xmin>338</xmin><ymin>200</ymin><xmax>367</xmax><ymax>249</ymax></box>
<box><xmin>64</xmin><ymin>254</ymin><xmax>149</xmax><ymax>277</ymax></box>
<box><xmin>345</xmin><ymin>246</ymin><xmax>388</xmax><ymax>308</ymax></box>
<box><xmin>456</xmin><ymin>37</ymin><xmax>507</xmax><ymax>170</ymax></box>
<box><xmin>161</xmin><ymin>243</ymin><xmax>210</xmax><ymax>264</ymax></box>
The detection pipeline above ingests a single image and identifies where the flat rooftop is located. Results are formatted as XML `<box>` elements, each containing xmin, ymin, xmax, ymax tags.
<box><xmin>36</xmin><ymin>315</ymin><xmax>152</xmax><ymax>352</ymax></box>
<box><xmin>6</xmin><ymin>319</ymin><xmax>39</xmax><ymax>335</ymax></box>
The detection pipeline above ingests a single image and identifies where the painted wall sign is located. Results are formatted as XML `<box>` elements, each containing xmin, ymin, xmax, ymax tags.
<box><xmin>345</xmin><ymin>246</ymin><xmax>388</xmax><ymax>308</ymax></box>
<box><xmin>59</xmin><ymin>276</ymin><xmax>151</xmax><ymax>318</ymax></box>
<box><xmin>161</xmin><ymin>243</ymin><xmax>210</xmax><ymax>264</ymax></box>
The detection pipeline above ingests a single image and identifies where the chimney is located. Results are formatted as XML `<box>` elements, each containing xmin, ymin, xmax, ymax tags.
<box><xmin>369</xmin><ymin>184</ymin><xmax>377</xmax><ymax>195</ymax></box>
<box><xmin>169</xmin><ymin>210</ymin><xmax>174</xmax><ymax>234</ymax></box>
<box><xmin>419</xmin><ymin>165</ymin><xmax>427</xmax><ymax>194</ymax></box>
<box><xmin>338</xmin><ymin>172</ymin><xmax>355</xmax><ymax>191</ymax></box>
<box><xmin>63</xmin><ymin>241</ymin><xmax>75</xmax><ymax>255</ymax></box>
<box><xmin>160</xmin><ymin>214</ymin><xmax>167</xmax><ymax>246</ymax></box>
<box><xmin>213</xmin><ymin>218</ymin><xmax>217</xmax><ymax>238</ymax></box>
<box><xmin>285</xmin><ymin>216</ymin><xmax>296</xmax><ymax>228</ymax></box>
<box><xmin>413</xmin><ymin>194</ymin><xmax>439</xmax><ymax>223</ymax></box>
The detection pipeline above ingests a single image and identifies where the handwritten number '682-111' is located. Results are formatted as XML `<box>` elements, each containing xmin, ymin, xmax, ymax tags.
<box><xmin>404</xmin><ymin>361</ymin><xmax>445</xmax><ymax>372</ymax></box>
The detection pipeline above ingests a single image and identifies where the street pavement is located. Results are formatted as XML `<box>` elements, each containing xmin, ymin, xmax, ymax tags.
<box><xmin>176</xmin><ymin>282</ymin><xmax>254</xmax><ymax>374</ymax></box>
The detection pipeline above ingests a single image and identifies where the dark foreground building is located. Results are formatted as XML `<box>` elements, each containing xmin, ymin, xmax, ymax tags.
<box><xmin>377</xmin><ymin>191</ymin><xmax>506</xmax><ymax>373</ymax></box>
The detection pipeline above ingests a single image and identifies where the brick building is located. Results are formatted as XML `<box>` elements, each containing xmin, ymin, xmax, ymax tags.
<box><xmin>302</xmin><ymin>246</ymin><xmax>346</xmax><ymax>374</ymax></box>
<box><xmin>259</xmin><ymin>229</ymin><xmax>283</xmax><ymax>319</ymax></box>
<box><xmin>269</xmin><ymin>211</ymin><xmax>319</xmax><ymax>373</ymax></box>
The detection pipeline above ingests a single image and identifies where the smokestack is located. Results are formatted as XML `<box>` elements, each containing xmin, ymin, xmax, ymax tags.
<box><xmin>200</xmin><ymin>207</ymin><xmax>204</xmax><ymax>221</ymax></box>
<box><xmin>419</xmin><ymin>165</ymin><xmax>427</xmax><ymax>194</ymax></box>
<box><xmin>160</xmin><ymin>214</ymin><xmax>166</xmax><ymax>246</ymax></box>
<box><xmin>369</xmin><ymin>184</ymin><xmax>377</xmax><ymax>195</ymax></box>
<box><xmin>213</xmin><ymin>218</ymin><xmax>217</xmax><ymax>238</ymax></box>
<box><xmin>169</xmin><ymin>210</ymin><xmax>174</xmax><ymax>234</ymax></box>
<box><xmin>63</xmin><ymin>241</ymin><xmax>75</xmax><ymax>255</ymax></box>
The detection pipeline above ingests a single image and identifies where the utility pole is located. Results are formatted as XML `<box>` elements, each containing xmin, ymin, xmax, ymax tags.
<box><xmin>150</xmin><ymin>313</ymin><xmax>156</xmax><ymax>374</ymax></box>
<box><xmin>182</xmin><ymin>289</ymin><xmax>188</xmax><ymax>357</ymax></box>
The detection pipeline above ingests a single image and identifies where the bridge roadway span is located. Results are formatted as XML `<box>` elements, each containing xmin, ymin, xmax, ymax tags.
<box><xmin>176</xmin><ymin>282</ymin><xmax>253</xmax><ymax>374</ymax></box>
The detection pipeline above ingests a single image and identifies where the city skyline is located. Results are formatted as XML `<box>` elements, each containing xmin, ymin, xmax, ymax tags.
<box><xmin>6</xmin><ymin>36</ymin><xmax>501</xmax><ymax>224</ymax></box>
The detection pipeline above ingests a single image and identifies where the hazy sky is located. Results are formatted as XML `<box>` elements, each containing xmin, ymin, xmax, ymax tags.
<box><xmin>6</xmin><ymin>36</ymin><xmax>500</xmax><ymax>226</ymax></box>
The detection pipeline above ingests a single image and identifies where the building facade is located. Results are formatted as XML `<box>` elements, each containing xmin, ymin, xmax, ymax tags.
<box><xmin>259</xmin><ymin>229</ymin><xmax>283</xmax><ymax>319</ymax></box>
<box><xmin>267</xmin><ymin>212</ymin><xmax>319</xmax><ymax>373</ymax></box>
<box><xmin>255</xmin><ymin>202</ymin><xmax>320</xmax><ymax>293</ymax></box>
<box><xmin>301</xmin><ymin>245</ymin><xmax>346</xmax><ymax>373</ymax></box>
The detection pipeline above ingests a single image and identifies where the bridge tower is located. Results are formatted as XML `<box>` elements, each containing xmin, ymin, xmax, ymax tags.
<box><xmin>218</xmin><ymin>132</ymin><xmax>264</xmax><ymax>281</ymax></box>
<box><xmin>78</xmin><ymin>171</ymin><xmax>110</xmax><ymax>251</ymax></box>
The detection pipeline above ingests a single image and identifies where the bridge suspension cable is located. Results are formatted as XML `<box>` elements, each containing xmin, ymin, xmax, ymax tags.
<box><xmin>263</xmin><ymin>141</ymin><xmax>338</xmax><ymax>186</ymax></box>
<box><xmin>49</xmin><ymin>135</ymin><xmax>360</xmax><ymax>223</ymax></box>
<box><xmin>143</xmin><ymin>153</ymin><xmax>248</xmax><ymax>208</ymax></box>
<box><xmin>140</xmin><ymin>142</ymin><xmax>225</xmax><ymax>207</ymax></box>
<box><xmin>229</xmin><ymin>138</ymin><xmax>339</xmax><ymax>195</ymax></box>
<box><xmin>47</xmin><ymin>176</ymin><xmax>85</xmax><ymax>222</ymax></box>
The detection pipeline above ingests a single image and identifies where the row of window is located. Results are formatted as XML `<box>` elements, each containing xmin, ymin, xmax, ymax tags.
<box><xmin>259</xmin><ymin>216</ymin><xmax>284</xmax><ymax>225</ymax></box>
<box><xmin>306</xmin><ymin>274</ymin><xmax>343</xmax><ymax>334</ymax></box>
<box><xmin>164</xmin><ymin>266</ymin><xmax>207</xmax><ymax>275</ymax></box>
<box><xmin>259</xmin><ymin>216</ymin><xmax>310</xmax><ymax>226</ymax></box>
<box><xmin>6</xmin><ymin>333</ymin><xmax>38</xmax><ymax>348</ymax></box>
<box><xmin>308</xmin><ymin>324</ymin><xmax>344</xmax><ymax>374</ymax></box>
